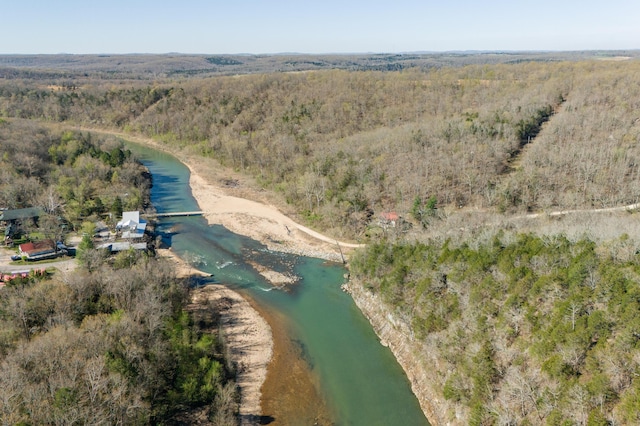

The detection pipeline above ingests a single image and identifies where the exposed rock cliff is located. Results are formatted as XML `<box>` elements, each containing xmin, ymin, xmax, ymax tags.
<box><xmin>344</xmin><ymin>280</ymin><xmax>462</xmax><ymax>425</ymax></box>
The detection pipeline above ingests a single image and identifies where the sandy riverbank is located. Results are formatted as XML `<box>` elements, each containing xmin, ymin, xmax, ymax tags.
<box><xmin>183</xmin><ymin>158</ymin><xmax>361</xmax><ymax>263</ymax></box>
<box><xmin>77</xmin><ymin>125</ymin><xmax>362</xmax><ymax>259</ymax></box>
<box><xmin>158</xmin><ymin>248</ymin><xmax>273</xmax><ymax>423</ymax></box>
<box><xmin>74</xmin><ymin>126</ymin><xmax>362</xmax><ymax>260</ymax></box>
<box><xmin>178</xmin><ymin>155</ymin><xmax>359</xmax><ymax>424</ymax></box>
<box><xmin>76</xmin><ymin>128</ymin><xmax>363</xmax><ymax>422</ymax></box>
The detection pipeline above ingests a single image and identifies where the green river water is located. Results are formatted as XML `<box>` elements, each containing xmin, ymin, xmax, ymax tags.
<box><xmin>128</xmin><ymin>143</ymin><xmax>429</xmax><ymax>426</ymax></box>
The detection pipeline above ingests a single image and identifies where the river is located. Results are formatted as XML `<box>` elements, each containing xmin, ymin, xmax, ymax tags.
<box><xmin>126</xmin><ymin>143</ymin><xmax>429</xmax><ymax>426</ymax></box>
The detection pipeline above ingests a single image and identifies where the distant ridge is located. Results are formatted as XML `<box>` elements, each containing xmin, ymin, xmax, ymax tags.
<box><xmin>0</xmin><ymin>50</ymin><xmax>638</xmax><ymax>80</ymax></box>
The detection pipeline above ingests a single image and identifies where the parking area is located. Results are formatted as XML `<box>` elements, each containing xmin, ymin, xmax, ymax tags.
<box><xmin>0</xmin><ymin>247</ymin><xmax>77</xmax><ymax>273</ymax></box>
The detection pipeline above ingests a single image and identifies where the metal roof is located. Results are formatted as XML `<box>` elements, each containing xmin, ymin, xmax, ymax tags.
<box><xmin>0</xmin><ymin>207</ymin><xmax>43</xmax><ymax>221</ymax></box>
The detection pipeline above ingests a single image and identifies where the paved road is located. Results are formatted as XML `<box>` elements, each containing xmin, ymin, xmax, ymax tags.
<box><xmin>0</xmin><ymin>248</ymin><xmax>78</xmax><ymax>274</ymax></box>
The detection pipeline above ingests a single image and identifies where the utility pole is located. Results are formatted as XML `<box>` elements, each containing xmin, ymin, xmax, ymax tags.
<box><xmin>336</xmin><ymin>241</ymin><xmax>346</xmax><ymax>264</ymax></box>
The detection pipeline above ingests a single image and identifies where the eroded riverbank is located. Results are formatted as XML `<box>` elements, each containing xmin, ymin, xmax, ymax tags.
<box><xmin>344</xmin><ymin>281</ymin><xmax>449</xmax><ymax>425</ymax></box>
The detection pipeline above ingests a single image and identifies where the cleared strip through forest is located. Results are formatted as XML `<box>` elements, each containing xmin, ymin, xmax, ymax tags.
<box><xmin>503</xmin><ymin>97</ymin><xmax>565</xmax><ymax>174</ymax></box>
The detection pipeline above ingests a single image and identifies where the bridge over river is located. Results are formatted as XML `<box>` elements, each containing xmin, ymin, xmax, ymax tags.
<box><xmin>145</xmin><ymin>211</ymin><xmax>204</xmax><ymax>218</ymax></box>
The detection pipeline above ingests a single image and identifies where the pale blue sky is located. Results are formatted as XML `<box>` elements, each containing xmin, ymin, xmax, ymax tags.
<box><xmin>2</xmin><ymin>0</ymin><xmax>638</xmax><ymax>54</ymax></box>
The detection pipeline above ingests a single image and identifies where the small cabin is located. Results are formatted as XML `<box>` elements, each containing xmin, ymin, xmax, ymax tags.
<box><xmin>379</xmin><ymin>211</ymin><xmax>400</xmax><ymax>228</ymax></box>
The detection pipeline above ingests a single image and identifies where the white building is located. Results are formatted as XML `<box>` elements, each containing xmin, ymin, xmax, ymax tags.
<box><xmin>116</xmin><ymin>211</ymin><xmax>147</xmax><ymax>239</ymax></box>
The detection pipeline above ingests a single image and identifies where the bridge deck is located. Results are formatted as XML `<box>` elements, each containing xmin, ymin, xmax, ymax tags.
<box><xmin>149</xmin><ymin>211</ymin><xmax>204</xmax><ymax>218</ymax></box>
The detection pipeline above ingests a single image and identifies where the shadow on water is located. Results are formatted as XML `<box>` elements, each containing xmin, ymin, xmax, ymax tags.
<box><xmin>258</xmin><ymin>415</ymin><xmax>276</xmax><ymax>425</ymax></box>
<box><xmin>240</xmin><ymin>414</ymin><xmax>275</xmax><ymax>425</ymax></box>
<box><xmin>148</xmin><ymin>174</ymin><xmax>185</xmax><ymax>208</ymax></box>
<box><xmin>291</xmin><ymin>338</ymin><xmax>315</xmax><ymax>370</ymax></box>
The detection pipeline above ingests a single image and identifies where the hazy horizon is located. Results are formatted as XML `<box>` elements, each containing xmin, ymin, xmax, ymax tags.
<box><xmin>2</xmin><ymin>1</ymin><xmax>639</xmax><ymax>55</ymax></box>
<box><xmin>1</xmin><ymin>48</ymin><xmax>638</xmax><ymax>56</ymax></box>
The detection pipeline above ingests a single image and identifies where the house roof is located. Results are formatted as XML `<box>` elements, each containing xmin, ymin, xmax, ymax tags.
<box><xmin>116</xmin><ymin>211</ymin><xmax>147</xmax><ymax>238</ymax></box>
<box><xmin>97</xmin><ymin>241</ymin><xmax>147</xmax><ymax>252</ymax></box>
<box><xmin>122</xmin><ymin>230</ymin><xmax>145</xmax><ymax>239</ymax></box>
<box><xmin>119</xmin><ymin>219</ymin><xmax>137</xmax><ymax>228</ymax></box>
<box><xmin>122</xmin><ymin>211</ymin><xmax>139</xmax><ymax>223</ymax></box>
<box><xmin>19</xmin><ymin>242</ymin><xmax>35</xmax><ymax>253</ymax></box>
<box><xmin>380</xmin><ymin>211</ymin><xmax>400</xmax><ymax>221</ymax></box>
<box><xmin>19</xmin><ymin>239</ymin><xmax>56</xmax><ymax>256</ymax></box>
<box><xmin>0</xmin><ymin>207</ymin><xmax>44</xmax><ymax>221</ymax></box>
<box><xmin>117</xmin><ymin>211</ymin><xmax>146</xmax><ymax>228</ymax></box>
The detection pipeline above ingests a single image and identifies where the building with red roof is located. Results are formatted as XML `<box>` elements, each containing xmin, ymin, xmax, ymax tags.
<box><xmin>18</xmin><ymin>239</ymin><xmax>58</xmax><ymax>260</ymax></box>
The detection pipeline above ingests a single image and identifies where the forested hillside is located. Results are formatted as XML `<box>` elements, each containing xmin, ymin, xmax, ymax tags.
<box><xmin>1</xmin><ymin>51</ymin><xmax>626</xmax><ymax>78</ymax></box>
<box><xmin>2</xmin><ymin>56</ymin><xmax>640</xmax><ymax>424</ymax></box>
<box><xmin>0</xmin><ymin>119</ymin><xmax>150</xmax><ymax>232</ymax></box>
<box><xmin>0</xmin><ymin>122</ymin><xmax>237</xmax><ymax>424</ymax></box>
<box><xmin>351</xmin><ymin>232</ymin><xmax>640</xmax><ymax>424</ymax></box>
<box><xmin>2</xmin><ymin>61</ymin><xmax>640</xmax><ymax>239</ymax></box>
<box><xmin>0</xmin><ymin>258</ymin><xmax>237</xmax><ymax>424</ymax></box>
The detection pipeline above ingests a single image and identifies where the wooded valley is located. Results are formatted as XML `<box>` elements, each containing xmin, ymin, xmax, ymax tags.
<box><xmin>3</xmin><ymin>59</ymin><xmax>640</xmax><ymax>240</ymax></box>
<box><xmin>1</xmin><ymin>53</ymin><xmax>640</xmax><ymax>424</ymax></box>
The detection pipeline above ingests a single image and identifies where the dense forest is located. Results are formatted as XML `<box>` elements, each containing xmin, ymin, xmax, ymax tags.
<box><xmin>0</xmin><ymin>119</ymin><xmax>151</xmax><ymax>233</ymax></box>
<box><xmin>0</xmin><ymin>122</ymin><xmax>237</xmax><ymax>424</ymax></box>
<box><xmin>0</xmin><ymin>256</ymin><xmax>237</xmax><ymax>424</ymax></box>
<box><xmin>2</xmin><ymin>60</ymin><xmax>640</xmax><ymax>240</ymax></box>
<box><xmin>2</xmin><ymin>54</ymin><xmax>640</xmax><ymax>424</ymax></box>
<box><xmin>351</xmin><ymin>232</ymin><xmax>640</xmax><ymax>424</ymax></box>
